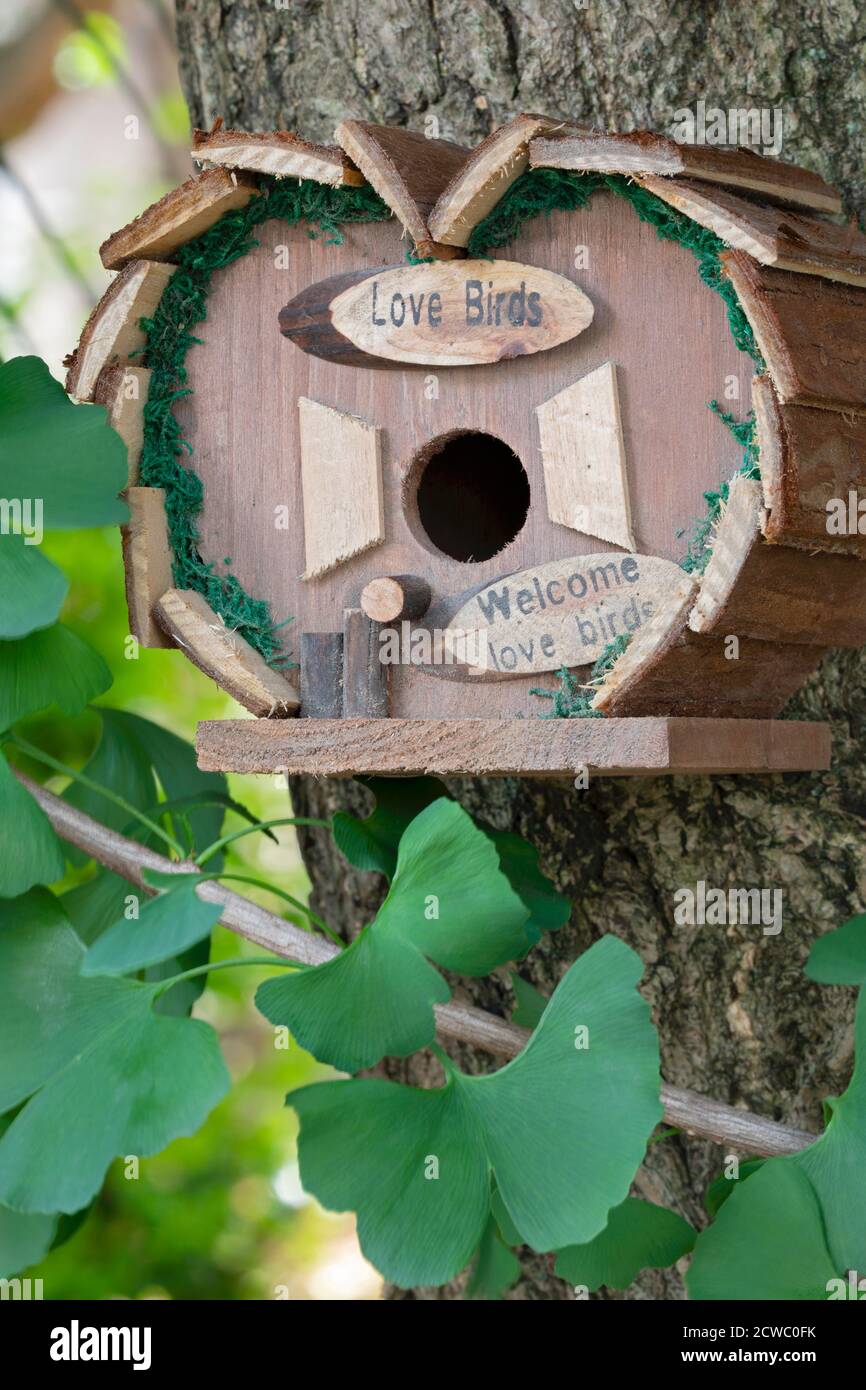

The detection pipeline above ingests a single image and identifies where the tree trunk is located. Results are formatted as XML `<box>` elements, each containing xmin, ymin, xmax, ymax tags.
<box><xmin>175</xmin><ymin>0</ymin><xmax>866</xmax><ymax>1300</ymax></box>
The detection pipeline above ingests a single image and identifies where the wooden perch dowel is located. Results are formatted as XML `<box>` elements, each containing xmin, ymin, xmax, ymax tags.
<box><xmin>192</xmin><ymin>126</ymin><xmax>364</xmax><ymax>186</ymax></box>
<box><xmin>530</xmin><ymin>129</ymin><xmax>842</xmax><ymax>214</ymax></box>
<box><xmin>14</xmin><ymin>768</ymin><xmax>819</xmax><ymax>1159</ymax></box>
<box><xmin>65</xmin><ymin>259</ymin><xmax>174</xmax><ymax>401</ymax></box>
<box><xmin>153</xmin><ymin>588</ymin><xmax>299</xmax><ymax>716</ymax></box>
<box><xmin>360</xmin><ymin>575</ymin><xmax>432</xmax><ymax>623</ymax></box>
<box><xmin>99</xmin><ymin>168</ymin><xmax>259</xmax><ymax>270</ymax></box>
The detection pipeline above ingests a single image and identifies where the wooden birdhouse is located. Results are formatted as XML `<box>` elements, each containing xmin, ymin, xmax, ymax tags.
<box><xmin>66</xmin><ymin>116</ymin><xmax>866</xmax><ymax>778</ymax></box>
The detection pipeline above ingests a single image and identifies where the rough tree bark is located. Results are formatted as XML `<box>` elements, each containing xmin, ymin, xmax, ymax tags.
<box><xmin>174</xmin><ymin>0</ymin><xmax>866</xmax><ymax>1299</ymax></box>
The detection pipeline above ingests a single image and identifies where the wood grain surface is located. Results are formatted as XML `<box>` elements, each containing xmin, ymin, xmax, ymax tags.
<box><xmin>177</xmin><ymin>192</ymin><xmax>754</xmax><ymax>718</ymax></box>
<box><xmin>195</xmin><ymin>715</ymin><xmax>831</xmax><ymax>776</ymax></box>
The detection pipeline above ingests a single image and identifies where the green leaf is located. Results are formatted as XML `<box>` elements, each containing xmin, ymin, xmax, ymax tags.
<box><xmin>510</xmin><ymin>972</ymin><xmax>548</xmax><ymax>1030</ymax></box>
<box><xmin>0</xmin><ymin>756</ymin><xmax>64</xmax><ymax>897</ymax></box>
<box><xmin>289</xmin><ymin>935</ymin><xmax>661</xmax><ymax>1287</ymax></box>
<box><xmin>0</xmin><ymin>1204</ymin><xmax>58</xmax><ymax>1277</ymax></box>
<box><xmin>687</xmin><ymin>1161</ymin><xmax>838</xmax><ymax>1300</ymax></box>
<box><xmin>795</xmin><ymin>989</ymin><xmax>866</xmax><ymax>1273</ymax></box>
<box><xmin>333</xmin><ymin>779</ymin><xmax>570</xmax><ymax>940</ymax></box>
<box><xmin>0</xmin><ymin>888</ymin><xmax>229</xmax><ymax>1213</ymax></box>
<box><xmin>257</xmin><ymin>798</ymin><xmax>531</xmax><ymax>1071</ymax></box>
<box><xmin>485</xmin><ymin>829</ymin><xmax>570</xmax><ymax>941</ymax></box>
<box><xmin>465</xmin><ymin>1215</ymin><xmax>521</xmax><ymax>1300</ymax></box>
<box><xmin>703</xmin><ymin>1158</ymin><xmax>765</xmax><ymax>1217</ymax></box>
<box><xmin>555</xmin><ymin>1198</ymin><xmax>695</xmax><ymax>1291</ymax></box>
<box><xmin>332</xmin><ymin>776</ymin><xmax>445</xmax><ymax>877</ymax></box>
<box><xmin>0</xmin><ymin>624</ymin><xmax>111</xmax><ymax>730</ymax></box>
<box><xmin>82</xmin><ymin>871</ymin><xmax>222</xmax><ymax>977</ymax></box>
<box><xmin>0</xmin><ymin>357</ymin><xmax>127</xmax><ymax>529</ymax></box>
<box><xmin>806</xmin><ymin>914</ymin><xmax>866</xmax><ymax>984</ymax></box>
<box><xmin>0</xmin><ymin>534</ymin><xmax>68</xmax><ymax>639</ymax></box>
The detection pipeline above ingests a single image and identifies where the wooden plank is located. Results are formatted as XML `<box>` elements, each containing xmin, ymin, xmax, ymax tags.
<box><xmin>689</xmin><ymin>474</ymin><xmax>866</xmax><ymax>645</ymax></box>
<box><xmin>342</xmin><ymin>608</ymin><xmax>389</xmax><ymax>717</ymax></box>
<box><xmin>536</xmin><ymin>361</ymin><xmax>635</xmax><ymax>549</ymax></box>
<box><xmin>153</xmin><ymin>588</ymin><xmax>299</xmax><ymax>716</ymax></box>
<box><xmin>361</xmin><ymin>575</ymin><xmax>431</xmax><ymax>623</ymax></box>
<box><xmin>428</xmin><ymin>113</ymin><xmax>582</xmax><ymax>248</ymax></box>
<box><xmin>281</xmin><ymin>259</ymin><xmax>594</xmax><ymax>369</ymax></box>
<box><xmin>424</xmin><ymin>552</ymin><xmax>689</xmax><ymax>677</ymax></box>
<box><xmin>100</xmin><ymin>169</ymin><xmax>259</xmax><ymax>270</ymax></box>
<box><xmin>93</xmin><ymin>365</ymin><xmax>150</xmax><ymax>486</ymax></box>
<box><xmin>300</xmin><ymin>632</ymin><xmax>344</xmax><ymax>717</ymax></box>
<box><xmin>195</xmin><ymin>716</ymin><xmax>831</xmax><ymax>777</ymax></box>
<box><xmin>122</xmin><ymin>487</ymin><xmax>173</xmax><ymax>648</ymax></box>
<box><xmin>722</xmin><ymin>250</ymin><xmax>866</xmax><ymax>414</ymax></box>
<box><xmin>637</xmin><ymin>176</ymin><xmax>866</xmax><ymax>288</ymax></box>
<box><xmin>752</xmin><ymin>375</ymin><xmax>866</xmax><ymax>556</ymax></box>
<box><xmin>65</xmin><ymin>260</ymin><xmax>174</xmax><ymax>401</ymax></box>
<box><xmin>298</xmin><ymin>397</ymin><xmax>384</xmax><ymax>579</ymax></box>
<box><xmin>530</xmin><ymin>129</ymin><xmax>842</xmax><ymax>214</ymax></box>
<box><xmin>334</xmin><ymin>120</ymin><xmax>468</xmax><ymax>256</ymax></box>
<box><xmin>594</xmin><ymin>581</ymin><xmax>826</xmax><ymax>718</ymax></box>
<box><xmin>192</xmin><ymin>126</ymin><xmax>364</xmax><ymax>186</ymax></box>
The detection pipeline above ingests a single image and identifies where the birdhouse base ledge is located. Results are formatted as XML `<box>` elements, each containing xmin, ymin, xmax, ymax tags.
<box><xmin>195</xmin><ymin>717</ymin><xmax>830</xmax><ymax>779</ymax></box>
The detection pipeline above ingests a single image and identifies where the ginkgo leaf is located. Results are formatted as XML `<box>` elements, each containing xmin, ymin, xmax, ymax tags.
<box><xmin>0</xmin><ymin>357</ymin><xmax>127</xmax><ymax>529</ymax></box>
<box><xmin>554</xmin><ymin>1198</ymin><xmax>695</xmax><ymax>1291</ymax></box>
<box><xmin>0</xmin><ymin>755</ymin><xmax>64</xmax><ymax>897</ymax></box>
<box><xmin>806</xmin><ymin>914</ymin><xmax>866</xmax><ymax>984</ymax></box>
<box><xmin>0</xmin><ymin>1203</ymin><xmax>58</xmax><ymax>1277</ymax></box>
<box><xmin>687</xmin><ymin>1160</ymin><xmax>838</xmax><ymax>1300</ymax></box>
<box><xmin>0</xmin><ymin>534</ymin><xmax>68</xmax><ymax>639</ymax></box>
<box><xmin>257</xmin><ymin>798</ymin><xmax>531</xmax><ymax>1071</ymax></box>
<box><xmin>332</xmin><ymin>776</ymin><xmax>444</xmax><ymax>877</ymax></box>
<box><xmin>289</xmin><ymin>934</ymin><xmax>662</xmax><ymax>1287</ymax></box>
<box><xmin>333</xmin><ymin>778</ymin><xmax>568</xmax><ymax>939</ymax></box>
<box><xmin>82</xmin><ymin>872</ymin><xmax>222</xmax><ymax>977</ymax></box>
<box><xmin>510</xmin><ymin>972</ymin><xmax>547</xmax><ymax>1030</ymax></box>
<box><xmin>0</xmin><ymin>624</ymin><xmax>111</xmax><ymax>730</ymax></box>
<box><xmin>465</xmin><ymin>1215</ymin><xmax>521</xmax><ymax>1300</ymax></box>
<box><xmin>0</xmin><ymin>888</ymin><xmax>229</xmax><ymax>1213</ymax></box>
<box><xmin>795</xmin><ymin>989</ymin><xmax>866</xmax><ymax>1274</ymax></box>
<box><xmin>703</xmin><ymin>1158</ymin><xmax>764</xmax><ymax>1217</ymax></box>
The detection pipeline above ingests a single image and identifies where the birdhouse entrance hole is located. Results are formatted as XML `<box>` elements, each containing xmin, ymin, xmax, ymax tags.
<box><xmin>411</xmin><ymin>430</ymin><xmax>530</xmax><ymax>563</ymax></box>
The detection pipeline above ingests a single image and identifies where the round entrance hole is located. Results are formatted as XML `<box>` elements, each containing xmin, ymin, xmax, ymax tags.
<box><xmin>413</xmin><ymin>432</ymin><xmax>530</xmax><ymax>563</ymax></box>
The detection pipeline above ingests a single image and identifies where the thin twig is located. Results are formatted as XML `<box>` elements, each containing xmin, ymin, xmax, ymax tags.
<box><xmin>17</xmin><ymin>770</ymin><xmax>818</xmax><ymax>1159</ymax></box>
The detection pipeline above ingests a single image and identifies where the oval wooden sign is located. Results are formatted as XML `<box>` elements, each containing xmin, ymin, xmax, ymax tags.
<box><xmin>279</xmin><ymin>259</ymin><xmax>593</xmax><ymax>368</ymax></box>
<box><xmin>419</xmin><ymin>552</ymin><xmax>690</xmax><ymax>677</ymax></box>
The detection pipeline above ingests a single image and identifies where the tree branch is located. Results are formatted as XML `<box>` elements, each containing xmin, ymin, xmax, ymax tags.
<box><xmin>18</xmin><ymin>770</ymin><xmax>818</xmax><ymax>1159</ymax></box>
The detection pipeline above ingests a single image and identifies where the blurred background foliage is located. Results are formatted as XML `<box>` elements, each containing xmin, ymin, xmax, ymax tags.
<box><xmin>2</xmin><ymin>0</ymin><xmax>380</xmax><ymax>1299</ymax></box>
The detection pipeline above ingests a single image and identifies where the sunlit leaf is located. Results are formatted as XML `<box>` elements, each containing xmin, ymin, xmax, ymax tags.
<box><xmin>0</xmin><ymin>534</ymin><xmax>67</xmax><ymax>639</ymax></box>
<box><xmin>0</xmin><ymin>756</ymin><xmax>64</xmax><ymax>897</ymax></box>
<box><xmin>0</xmin><ymin>889</ymin><xmax>229</xmax><ymax>1213</ymax></box>
<box><xmin>257</xmin><ymin>799</ymin><xmax>531</xmax><ymax>1071</ymax></box>
<box><xmin>0</xmin><ymin>357</ymin><xmax>127</xmax><ymax>529</ymax></box>
<box><xmin>0</xmin><ymin>624</ymin><xmax>110</xmax><ymax>730</ymax></box>
<box><xmin>555</xmin><ymin>1198</ymin><xmax>695</xmax><ymax>1291</ymax></box>
<box><xmin>82</xmin><ymin>872</ymin><xmax>222</xmax><ymax>978</ymax></box>
<box><xmin>289</xmin><ymin>935</ymin><xmax>661</xmax><ymax>1287</ymax></box>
